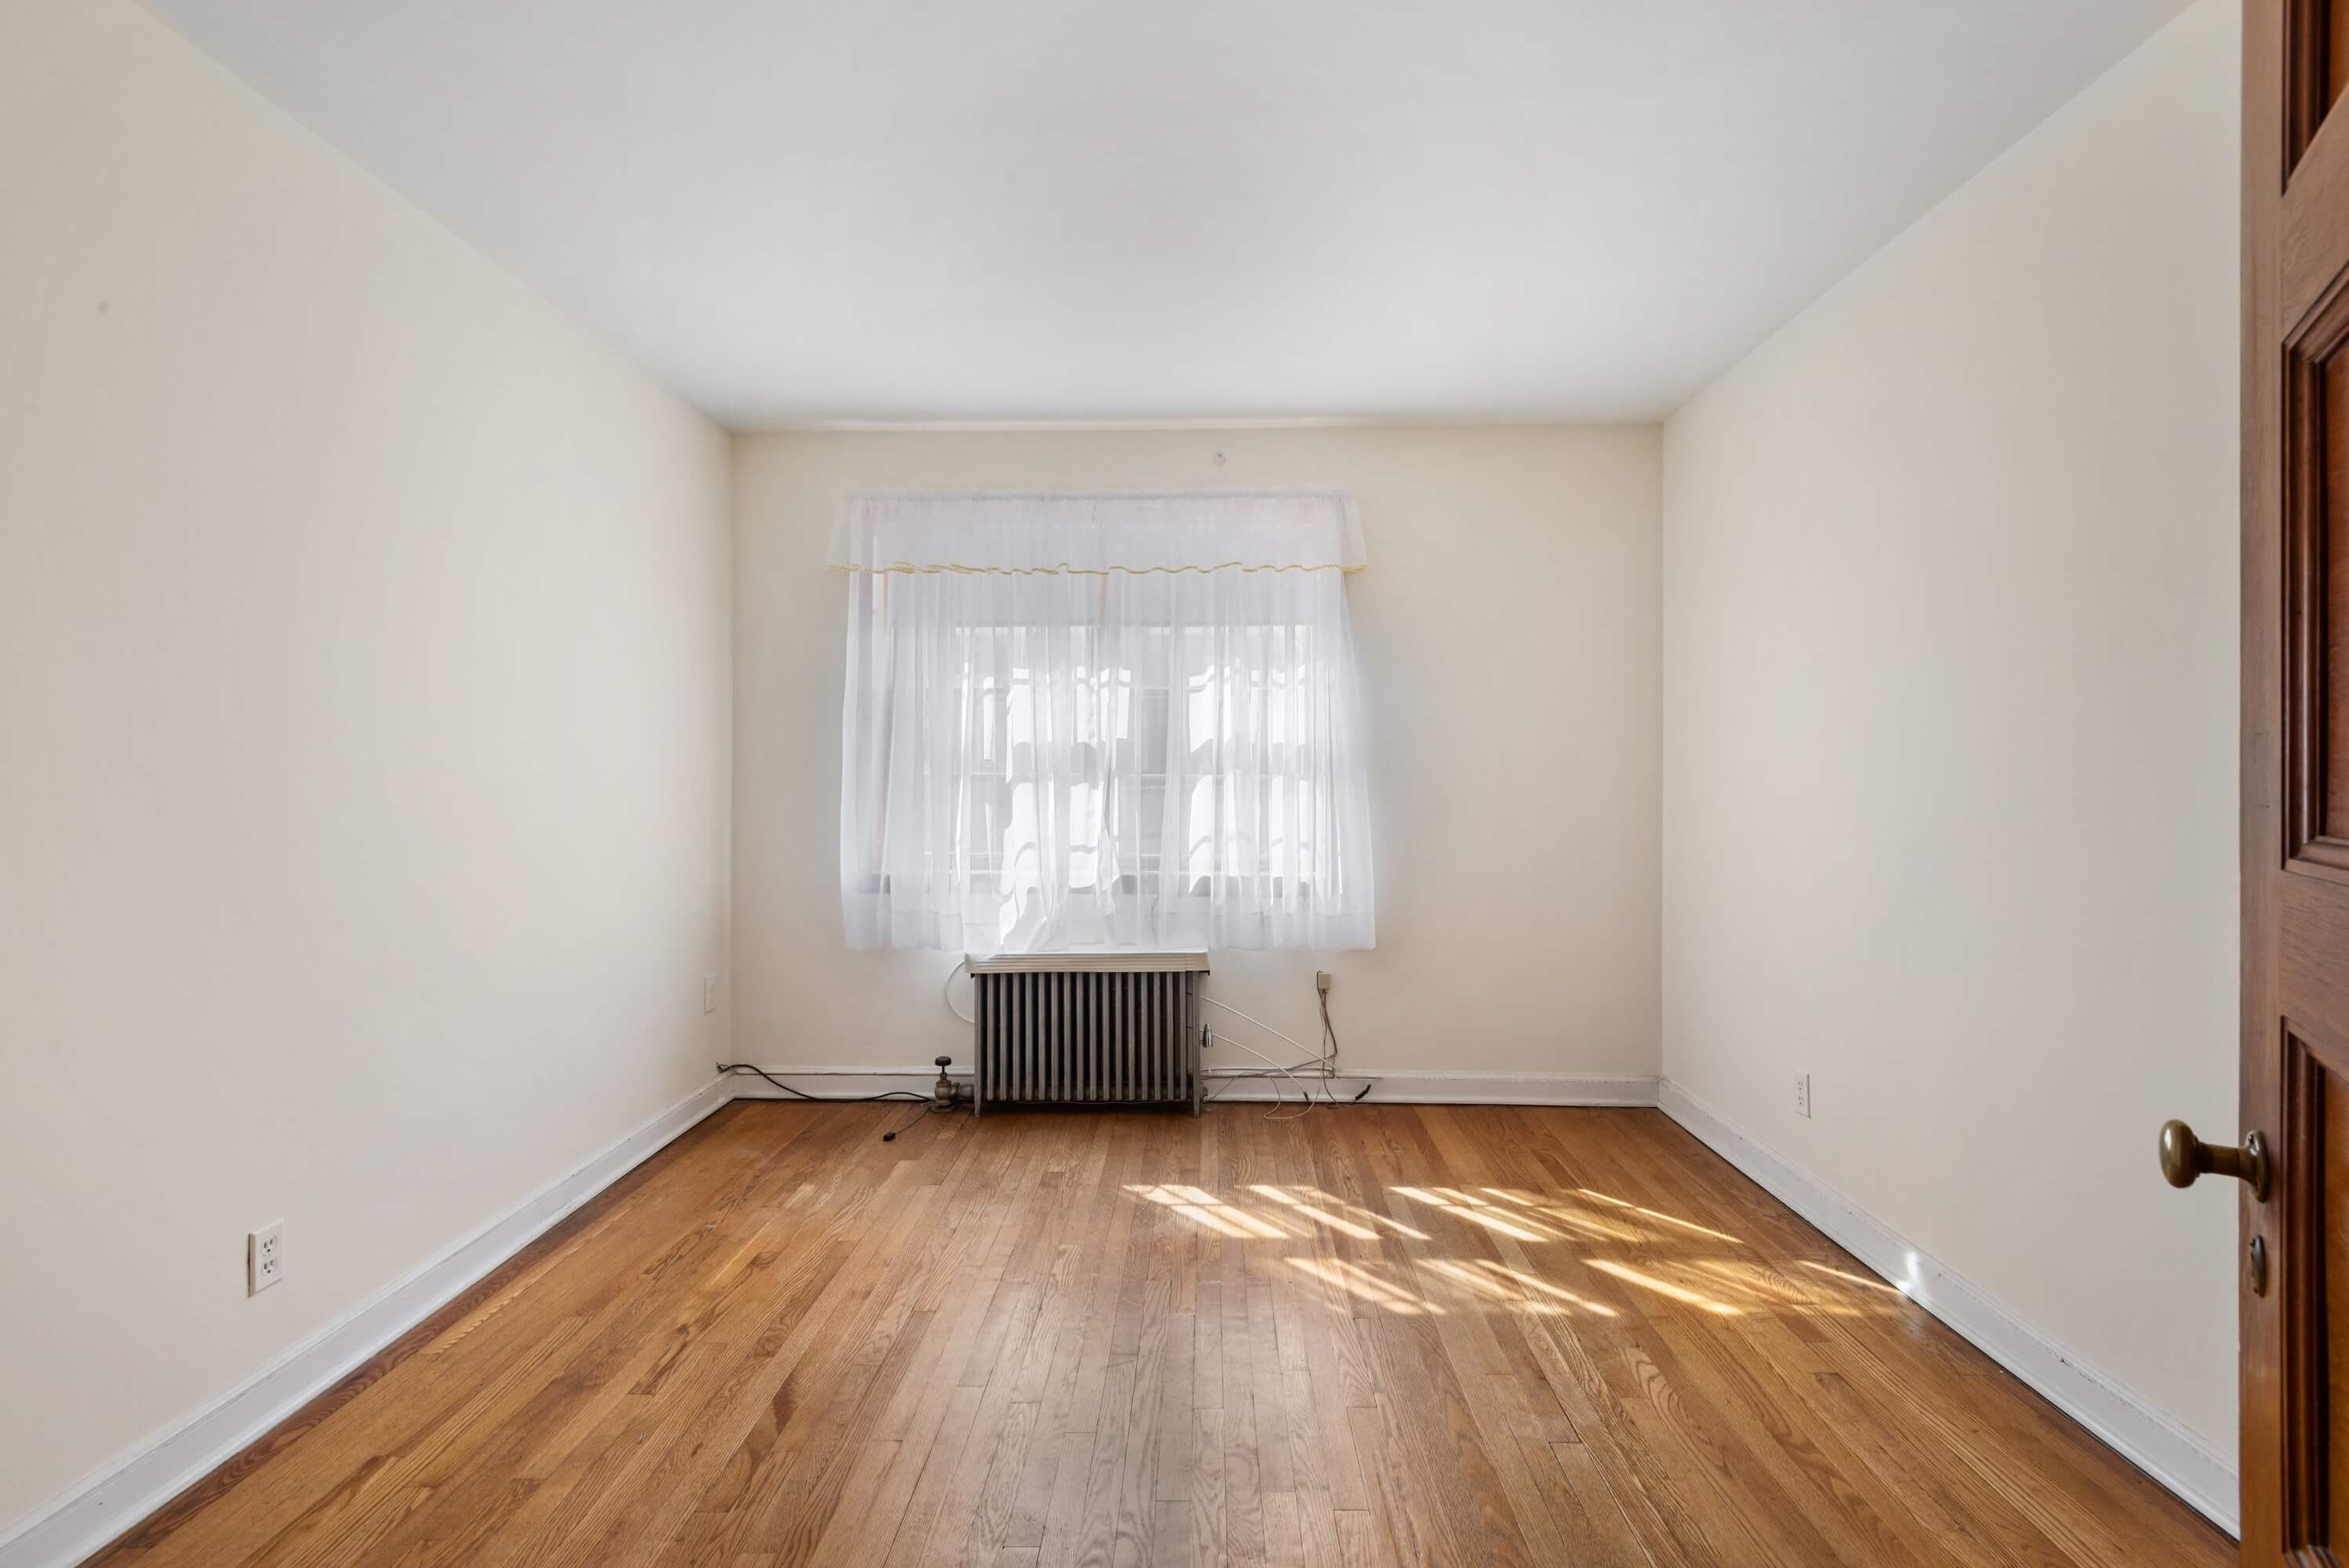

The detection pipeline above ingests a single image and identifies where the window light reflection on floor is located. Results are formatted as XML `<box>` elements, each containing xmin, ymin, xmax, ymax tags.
<box><xmin>1124</xmin><ymin>1184</ymin><xmax>1289</xmax><ymax>1239</ymax></box>
<box><xmin>1109</xmin><ymin>1181</ymin><xmax>1828</xmax><ymax>1323</ymax></box>
<box><xmin>1527</xmin><ymin>1205</ymin><xmax>1647</xmax><ymax>1245</ymax></box>
<box><xmin>1573</xmin><ymin>1188</ymin><xmax>1744</xmax><ymax>1244</ymax></box>
<box><xmin>1247</xmin><ymin>1184</ymin><xmax>1380</xmax><ymax>1240</ymax></box>
<box><xmin>1391</xmin><ymin>1186</ymin><xmax>1554</xmax><ymax>1242</ymax></box>
<box><xmin>1799</xmin><ymin>1258</ymin><xmax>1908</xmax><ymax>1295</ymax></box>
<box><xmin>1285</xmin><ymin>1256</ymin><xmax>1440</xmax><ymax>1315</ymax></box>
<box><xmin>1690</xmin><ymin>1258</ymin><xmax>1877</xmax><ymax>1319</ymax></box>
<box><xmin>1474</xmin><ymin>1259</ymin><xmax>1618</xmax><ymax>1316</ymax></box>
<box><xmin>1585</xmin><ymin>1258</ymin><xmax>1742</xmax><ymax>1315</ymax></box>
<box><xmin>1420</xmin><ymin>1257</ymin><xmax>1570</xmax><ymax>1314</ymax></box>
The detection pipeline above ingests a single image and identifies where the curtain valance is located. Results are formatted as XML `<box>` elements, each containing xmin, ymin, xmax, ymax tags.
<box><xmin>826</xmin><ymin>488</ymin><xmax>1367</xmax><ymax>576</ymax></box>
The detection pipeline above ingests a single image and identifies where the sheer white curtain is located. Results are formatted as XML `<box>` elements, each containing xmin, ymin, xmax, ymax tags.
<box><xmin>832</xmin><ymin>490</ymin><xmax>1374</xmax><ymax>956</ymax></box>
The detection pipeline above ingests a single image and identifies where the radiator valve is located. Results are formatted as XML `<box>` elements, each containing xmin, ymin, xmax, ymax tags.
<box><xmin>932</xmin><ymin>1055</ymin><xmax>956</xmax><ymax>1110</ymax></box>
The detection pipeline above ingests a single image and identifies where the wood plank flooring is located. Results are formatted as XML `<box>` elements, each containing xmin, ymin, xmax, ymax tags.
<box><xmin>93</xmin><ymin>1102</ymin><xmax>2231</xmax><ymax>1566</ymax></box>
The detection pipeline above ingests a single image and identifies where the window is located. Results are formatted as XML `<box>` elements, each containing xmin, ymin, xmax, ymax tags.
<box><xmin>833</xmin><ymin>490</ymin><xmax>1376</xmax><ymax>956</ymax></box>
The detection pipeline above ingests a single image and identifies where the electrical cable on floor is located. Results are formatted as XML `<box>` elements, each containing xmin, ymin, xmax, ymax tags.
<box><xmin>880</xmin><ymin>1102</ymin><xmax>935</xmax><ymax>1142</ymax></box>
<box><xmin>1196</xmin><ymin>987</ymin><xmax>1371</xmax><ymax>1117</ymax></box>
<box><xmin>717</xmin><ymin>1062</ymin><xmax>932</xmax><ymax>1104</ymax></box>
<box><xmin>1206</xmin><ymin>1029</ymin><xmax>1321</xmax><ymax>1116</ymax></box>
<box><xmin>1201</xmin><ymin>1048</ymin><xmax>1329</xmax><ymax>1110</ymax></box>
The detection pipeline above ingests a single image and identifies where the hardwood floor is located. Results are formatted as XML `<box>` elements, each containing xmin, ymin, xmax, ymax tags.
<box><xmin>94</xmin><ymin>1102</ymin><xmax>2231</xmax><ymax>1566</ymax></box>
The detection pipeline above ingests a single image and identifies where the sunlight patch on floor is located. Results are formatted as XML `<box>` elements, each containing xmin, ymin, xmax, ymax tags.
<box><xmin>1475</xmin><ymin>1259</ymin><xmax>1619</xmax><ymax>1316</ymax></box>
<box><xmin>1106</xmin><ymin>1178</ymin><xmax>1889</xmax><ymax>1325</ymax></box>
<box><xmin>1247</xmin><ymin>1183</ymin><xmax>1381</xmax><ymax>1240</ymax></box>
<box><xmin>1574</xmin><ymin>1188</ymin><xmax>1743</xmax><ymax>1243</ymax></box>
<box><xmin>1126</xmin><ymin>1184</ymin><xmax>1291</xmax><ymax>1239</ymax></box>
<box><xmin>1287</xmin><ymin>1255</ymin><xmax>1440</xmax><ymax>1316</ymax></box>
<box><xmin>1586</xmin><ymin>1258</ymin><xmax>1741</xmax><ymax>1315</ymax></box>
<box><xmin>1799</xmin><ymin>1258</ymin><xmax>1907</xmax><ymax>1295</ymax></box>
<box><xmin>1392</xmin><ymin>1186</ymin><xmax>1554</xmax><ymax>1242</ymax></box>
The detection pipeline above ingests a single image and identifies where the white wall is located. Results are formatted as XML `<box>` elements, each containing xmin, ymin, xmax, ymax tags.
<box><xmin>1661</xmin><ymin>0</ymin><xmax>2239</xmax><ymax>1458</ymax></box>
<box><xmin>735</xmin><ymin>425</ymin><xmax>1660</xmax><ymax>1084</ymax></box>
<box><xmin>0</xmin><ymin>0</ymin><xmax>732</xmax><ymax>1536</ymax></box>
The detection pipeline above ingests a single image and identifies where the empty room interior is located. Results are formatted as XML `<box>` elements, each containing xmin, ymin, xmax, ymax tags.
<box><xmin>18</xmin><ymin>0</ymin><xmax>2347</xmax><ymax>1563</ymax></box>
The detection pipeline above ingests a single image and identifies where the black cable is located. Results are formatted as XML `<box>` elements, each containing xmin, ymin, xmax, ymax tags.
<box><xmin>880</xmin><ymin>1103</ymin><xmax>935</xmax><ymax>1142</ymax></box>
<box><xmin>717</xmin><ymin>1063</ymin><xmax>931</xmax><ymax>1104</ymax></box>
<box><xmin>1320</xmin><ymin>990</ymin><xmax>1337</xmax><ymax>1099</ymax></box>
<box><xmin>1204</xmin><ymin>1072</ymin><xmax>1365</xmax><ymax>1106</ymax></box>
<box><xmin>1320</xmin><ymin>992</ymin><xmax>1369</xmax><ymax>1101</ymax></box>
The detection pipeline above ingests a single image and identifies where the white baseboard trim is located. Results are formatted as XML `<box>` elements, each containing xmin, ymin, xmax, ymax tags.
<box><xmin>0</xmin><ymin>1076</ymin><xmax>734</xmax><ymax>1568</ymax></box>
<box><xmin>1654</xmin><ymin>1080</ymin><xmax>2239</xmax><ymax>1537</ymax></box>
<box><xmin>1206</xmin><ymin>1068</ymin><xmax>1661</xmax><ymax>1106</ymax></box>
<box><xmin>723</xmin><ymin>1064</ymin><xmax>1661</xmax><ymax>1108</ymax></box>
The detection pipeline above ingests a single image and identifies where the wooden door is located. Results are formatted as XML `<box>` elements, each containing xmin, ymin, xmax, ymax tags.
<box><xmin>2239</xmin><ymin>0</ymin><xmax>2349</xmax><ymax>1557</ymax></box>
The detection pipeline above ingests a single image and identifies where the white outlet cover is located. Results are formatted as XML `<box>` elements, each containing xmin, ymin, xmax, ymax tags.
<box><xmin>248</xmin><ymin>1221</ymin><xmax>285</xmax><ymax>1294</ymax></box>
<box><xmin>703</xmin><ymin>974</ymin><xmax>717</xmax><ymax>1014</ymax></box>
<box><xmin>1794</xmin><ymin>1074</ymin><xmax>1813</xmax><ymax>1118</ymax></box>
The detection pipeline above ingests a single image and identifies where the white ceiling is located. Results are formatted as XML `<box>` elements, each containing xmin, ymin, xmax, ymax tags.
<box><xmin>143</xmin><ymin>0</ymin><xmax>2192</xmax><ymax>428</ymax></box>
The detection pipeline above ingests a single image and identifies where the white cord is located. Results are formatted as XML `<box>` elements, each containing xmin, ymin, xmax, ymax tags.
<box><xmin>1206</xmin><ymin>1029</ymin><xmax>1320</xmax><ymax>1116</ymax></box>
<box><xmin>1196</xmin><ymin>993</ymin><xmax>1322</xmax><ymax>1062</ymax></box>
<box><xmin>943</xmin><ymin>957</ymin><xmax>975</xmax><ymax>1024</ymax></box>
<box><xmin>1197</xmin><ymin>991</ymin><xmax>1344</xmax><ymax>1118</ymax></box>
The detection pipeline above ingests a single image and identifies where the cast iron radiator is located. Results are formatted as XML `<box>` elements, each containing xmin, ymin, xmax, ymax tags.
<box><xmin>968</xmin><ymin>950</ymin><xmax>1207</xmax><ymax>1115</ymax></box>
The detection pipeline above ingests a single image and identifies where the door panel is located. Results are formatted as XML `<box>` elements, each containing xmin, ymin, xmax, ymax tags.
<box><xmin>2327</xmin><ymin>358</ymin><xmax>2349</xmax><ymax>845</ymax></box>
<box><xmin>2285</xmin><ymin>0</ymin><xmax>2349</xmax><ymax>165</ymax></box>
<box><xmin>2297</xmin><ymin>354</ymin><xmax>2349</xmax><ymax>857</ymax></box>
<box><xmin>2246</xmin><ymin>0</ymin><xmax>2349</xmax><ymax>1560</ymax></box>
<box><xmin>2335</xmin><ymin>0</ymin><xmax>2349</xmax><ymax>115</ymax></box>
<box><xmin>2279</xmin><ymin>1029</ymin><xmax>2349</xmax><ymax>1551</ymax></box>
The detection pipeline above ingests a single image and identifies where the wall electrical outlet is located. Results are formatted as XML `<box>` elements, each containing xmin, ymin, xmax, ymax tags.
<box><xmin>1794</xmin><ymin>1073</ymin><xmax>1812</xmax><ymax>1119</ymax></box>
<box><xmin>248</xmin><ymin>1221</ymin><xmax>285</xmax><ymax>1295</ymax></box>
<box><xmin>1316</xmin><ymin>970</ymin><xmax>1332</xmax><ymax>994</ymax></box>
<box><xmin>703</xmin><ymin>973</ymin><xmax>717</xmax><ymax>1014</ymax></box>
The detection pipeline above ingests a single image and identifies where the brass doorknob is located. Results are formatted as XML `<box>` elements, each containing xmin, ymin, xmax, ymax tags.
<box><xmin>2158</xmin><ymin>1120</ymin><xmax>2270</xmax><ymax>1201</ymax></box>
